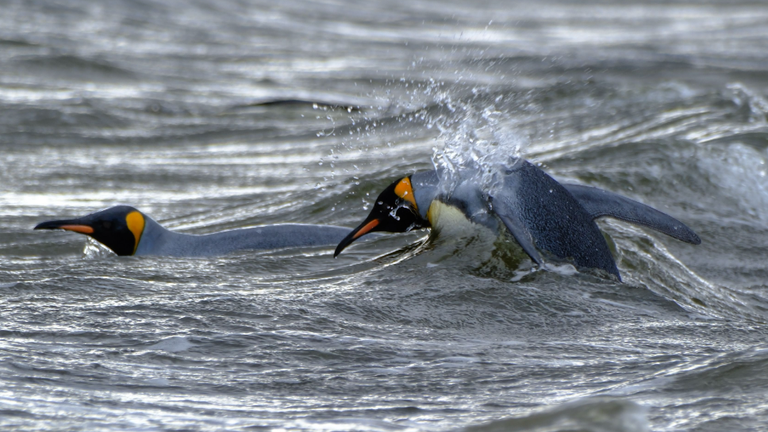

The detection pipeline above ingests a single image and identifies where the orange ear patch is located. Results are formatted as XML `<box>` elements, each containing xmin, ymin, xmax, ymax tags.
<box><xmin>394</xmin><ymin>177</ymin><xmax>418</xmax><ymax>209</ymax></box>
<box><xmin>125</xmin><ymin>211</ymin><xmax>145</xmax><ymax>255</ymax></box>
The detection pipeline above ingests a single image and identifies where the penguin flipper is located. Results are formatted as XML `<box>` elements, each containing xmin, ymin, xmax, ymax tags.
<box><xmin>564</xmin><ymin>184</ymin><xmax>701</xmax><ymax>245</ymax></box>
<box><xmin>489</xmin><ymin>201</ymin><xmax>545</xmax><ymax>267</ymax></box>
<box><xmin>490</xmin><ymin>161</ymin><xmax>620</xmax><ymax>279</ymax></box>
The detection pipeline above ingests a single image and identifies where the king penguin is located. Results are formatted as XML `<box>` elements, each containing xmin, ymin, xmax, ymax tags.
<box><xmin>35</xmin><ymin>205</ymin><xmax>353</xmax><ymax>257</ymax></box>
<box><xmin>334</xmin><ymin>159</ymin><xmax>701</xmax><ymax>280</ymax></box>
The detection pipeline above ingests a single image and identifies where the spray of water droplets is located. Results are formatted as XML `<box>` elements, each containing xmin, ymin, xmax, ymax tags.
<box><xmin>429</xmin><ymin>89</ymin><xmax>530</xmax><ymax>194</ymax></box>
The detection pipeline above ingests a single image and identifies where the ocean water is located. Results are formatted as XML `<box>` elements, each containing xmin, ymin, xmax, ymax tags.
<box><xmin>2</xmin><ymin>1</ymin><xmax>768</xmax><ymax>430</ymax></box>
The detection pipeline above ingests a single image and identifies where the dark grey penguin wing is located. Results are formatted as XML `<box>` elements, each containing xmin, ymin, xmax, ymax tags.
<box><xmin>489</xmin><ymin>161</ymin><xmax>621</xmax><ymax>279</ymax></box>
<box><xmin>564</xmin><ymin>184</ymin><xmax>701</xmax><ymax>245</ymax></box>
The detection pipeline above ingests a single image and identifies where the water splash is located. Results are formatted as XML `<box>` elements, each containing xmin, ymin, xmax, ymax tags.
<box><xmin>728</xmin><ymin>82</ymin><xmax>768</xmax><ymax>123</ymax></box>
<box><xmin>430</xmin><ymin>89</ymin><xmax>530</xmax><ymax>194</ymax></box>
<box><xmin>83</xmin><ymin>236</ymin><xmax>115</xmax><ymax>259</ymax></box>
<box><xmin>465</xmin><ymin>397</ymin><xmax>649</xmax><ymax>432</ymax></box>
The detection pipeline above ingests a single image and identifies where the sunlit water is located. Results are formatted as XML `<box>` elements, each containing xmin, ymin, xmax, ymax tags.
<box><xmin>2</xmin><ymin>1</ymin><xmax>768</xmax><ymax>431</ymax></box>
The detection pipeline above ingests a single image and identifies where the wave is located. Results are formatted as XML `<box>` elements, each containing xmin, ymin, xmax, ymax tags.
<box><xmin>464</xmin><ymin>398</ymin><xmax>648</xmax><ymax>432</ymax></box>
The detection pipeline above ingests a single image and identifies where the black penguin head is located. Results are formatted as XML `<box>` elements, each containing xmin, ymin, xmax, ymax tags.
<box><xmin>34</xmin><ymin>205</ymin><xmax>147</xmax><ymax>256</ymax></box>
<box><xmin>334</xmin><ymin>176</ymin><xmax>429</xmax><ymax>257</ymax></box>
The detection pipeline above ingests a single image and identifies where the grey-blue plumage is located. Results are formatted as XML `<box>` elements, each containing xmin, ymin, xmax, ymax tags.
<box><xmin>489</xmin><ymin>160</ymin><xmax>620</xmax><ymax>278</ymax></box>
<box><xmin>136</xmin><ymin>216</ymin><xmax>351</xmax><ymax>257</ymax></box>
<box><xmin>564</xmin><ymin>184</ymin><xmax>701</xmax><ymax>245</ymax></box>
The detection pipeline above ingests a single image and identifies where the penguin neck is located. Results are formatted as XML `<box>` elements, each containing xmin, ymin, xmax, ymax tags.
<box><xmin>411</xmin><ymin>170</ymin><xmax>440</xmax><ymax>221</ymax></box>
<box><xmin>133</xmin><ymin>215</ymin><xmax>179</xmax><ymax>256</ymax></box>
<box><xmin>421</xmin><ymin>171</ymin><xmax>499</xmax><ymax>234</ymax></box>
<box><xmin>133</xmin><ymin>217</ymin><xmax>230</xmax><ymax>257</ymax></box>
<box><xmin>410</xmin><ymin>168</ymin><xmax>494</xmax><ymax>225</ymax></box>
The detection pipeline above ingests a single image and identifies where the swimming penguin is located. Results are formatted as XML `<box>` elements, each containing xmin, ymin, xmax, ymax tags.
<box><xmin>334</xmin><ymin>159</ymin><xmax>701</xmax><ymax>280</ymax></box>
<box><xmin>35</xmin><ymin>205</ymin><xmax>352</xmax><ymax>257</ymax></box>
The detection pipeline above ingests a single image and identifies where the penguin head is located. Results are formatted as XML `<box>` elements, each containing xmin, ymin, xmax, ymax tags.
<box><xmin>34</xmin><ymin>205</ymin><xmax>147</xmax><ymax>256</ymax></box>
<box><xmin>334</xmin><ymin>176</ymin><xmax>430</xmax><ymax>257</ymax></box>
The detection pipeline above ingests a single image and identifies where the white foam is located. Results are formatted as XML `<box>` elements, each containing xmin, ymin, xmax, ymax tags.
<box><xmin>146</xmin><ymin>336</ymin><xmax>194</xmax><ymax>353</ymax></box>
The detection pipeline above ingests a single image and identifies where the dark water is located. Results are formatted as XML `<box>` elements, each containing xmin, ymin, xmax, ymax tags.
<box><xmin>3</xmin><ymin>1</ymin><xmax>768</xmax><ymax>430</ymax></box>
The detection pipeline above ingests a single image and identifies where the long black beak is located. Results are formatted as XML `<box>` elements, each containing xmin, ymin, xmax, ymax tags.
<box><xmin>334</xmin><ymin>217</ymin><xmax>381</xmax><ymax>257</ymax></box>
<box><xmin>34</xmin><ymin>219</ymin><xmax>94</xmax><ymax>234</ymax></box>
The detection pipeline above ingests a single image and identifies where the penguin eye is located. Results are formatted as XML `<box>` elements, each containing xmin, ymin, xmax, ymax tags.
<box><xmin>101</xmin><ymin>221</ymin><xmax>112</xmax><ymax>230</ymax></box>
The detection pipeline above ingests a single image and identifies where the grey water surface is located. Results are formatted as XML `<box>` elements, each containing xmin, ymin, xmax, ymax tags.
<box><xmin>2</xmin><ymin>1</ymin><xmax>768</xmax><ymax>431</ymax></box>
